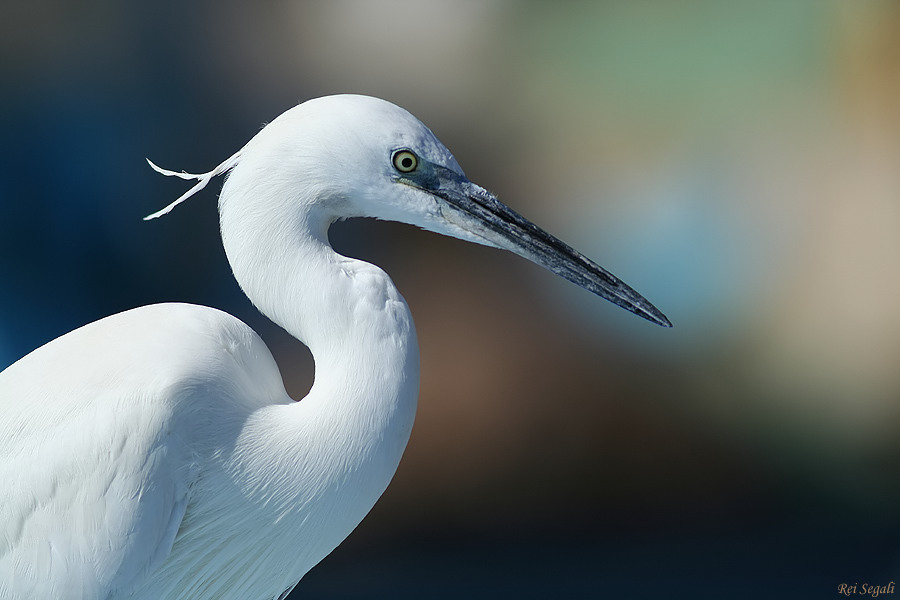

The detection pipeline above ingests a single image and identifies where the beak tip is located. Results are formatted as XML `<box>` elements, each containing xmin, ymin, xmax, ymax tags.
<box><xmin>641</xmin><ymin>305</ymin><xmax>672</xmax><ymax>328</ymax></box>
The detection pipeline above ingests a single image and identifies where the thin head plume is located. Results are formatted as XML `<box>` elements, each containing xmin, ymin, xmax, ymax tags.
<box><xmin>144</xmin><ymin>149</ymin><xmax>243</xmax><ymax>220</ymax></box>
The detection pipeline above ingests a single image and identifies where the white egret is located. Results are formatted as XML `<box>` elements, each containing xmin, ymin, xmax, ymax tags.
<box><xmin>0</xmin><ymin>94</ymin><xmax>670</xmax><ymax>600</ymax></box>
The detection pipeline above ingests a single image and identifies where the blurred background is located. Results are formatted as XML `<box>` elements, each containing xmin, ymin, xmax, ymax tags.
<box><xmin>2</xmin><ymin>1</ymin><xmax>899</xmax><ymax>597</ymax></box>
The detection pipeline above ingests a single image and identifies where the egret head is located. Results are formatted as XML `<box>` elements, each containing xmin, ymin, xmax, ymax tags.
<box><xmin>241</xmin><ymin>95</ymin><xmax>474</xmax><ymax>236</ymax></box>
<box><xmin>147</xmin><ymin>94</ymin><xmax>670</xmax><ymax>327</ymax></box>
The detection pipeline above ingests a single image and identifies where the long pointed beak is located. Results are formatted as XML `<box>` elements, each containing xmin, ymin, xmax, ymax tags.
<box><xmin>406</xmin><ymin>162</ymin><xmax>672</xmax><ymax>328</ymax></box>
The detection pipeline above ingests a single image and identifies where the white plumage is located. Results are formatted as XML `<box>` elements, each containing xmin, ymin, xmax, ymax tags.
<box><xmin>0</xmin><ymin>95</ymin><xmax>668</xmax><ymax>600</ymax></box>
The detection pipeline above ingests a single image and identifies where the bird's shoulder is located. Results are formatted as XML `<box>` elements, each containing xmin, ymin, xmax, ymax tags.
<box><xmin>1</xmin><ymin>302</ymin><xmax>285</xmax><ymax>410</ymax></box>
<box><xmin>0</xmin><ymin>302</ymin><xmax>289</xmax><ymax>463</ymax></box>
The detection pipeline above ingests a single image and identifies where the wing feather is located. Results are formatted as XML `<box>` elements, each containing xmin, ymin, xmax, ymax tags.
<box><xmin>0</xmin><ymin>303</ymin><xmax>270</xmax><ymax>599</ymax></box>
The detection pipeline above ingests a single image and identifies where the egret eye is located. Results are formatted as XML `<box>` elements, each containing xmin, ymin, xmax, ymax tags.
<box><xmin>392</xmin><ymin>150</ymin><xmax>418</xmax><ymax>173</ymax></box>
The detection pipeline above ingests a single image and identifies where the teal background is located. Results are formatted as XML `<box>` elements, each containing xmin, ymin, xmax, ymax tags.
<box><xmin>2</xmin><ymin>2</ymin><xmax>899</xmax><ymax>597</ymax></box>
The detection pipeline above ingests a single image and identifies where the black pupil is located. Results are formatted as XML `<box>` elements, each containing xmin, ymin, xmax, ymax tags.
<box><xmin>401</xmin><ymin>156</ymin><xmax>413</xmax><ymax>169</ymax></box>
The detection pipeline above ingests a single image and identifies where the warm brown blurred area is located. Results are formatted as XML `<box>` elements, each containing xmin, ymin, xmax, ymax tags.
<box><xmin>2</xmin><ymin>1</ymin><xmax>899</xmax><ymax>597</ymax></box>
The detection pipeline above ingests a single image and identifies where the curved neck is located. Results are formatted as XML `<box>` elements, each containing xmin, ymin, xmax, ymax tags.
<box><xmin>218</xmin><ymin>169</ymin><xmax>420</xmax><ymax>441</ymax></box>
<box><xmin>206</xmin><ymin>179</ymin><xmax>421</xmax><ymax>583</ymax></box>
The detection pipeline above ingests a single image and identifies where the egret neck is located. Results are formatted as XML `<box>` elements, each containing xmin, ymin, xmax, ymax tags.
<box><xmin>217</xmin><ymin>146</ymin><xmax>419</xmax><ymax>546</ymax></box>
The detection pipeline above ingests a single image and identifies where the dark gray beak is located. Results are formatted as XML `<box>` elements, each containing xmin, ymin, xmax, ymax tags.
<box><xmin>403</xmin><ymin>161</ymin><xmax>672</xmax><ymax>328</ymax></box>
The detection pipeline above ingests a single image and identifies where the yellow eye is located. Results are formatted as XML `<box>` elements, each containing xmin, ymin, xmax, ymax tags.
<box><xmin>392</xmin><ymin>150</ymin><xmax>418</xmax><ymax>173</ymax></box>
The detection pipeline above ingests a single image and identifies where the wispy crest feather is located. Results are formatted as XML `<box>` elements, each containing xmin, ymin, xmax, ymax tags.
<box><xmin>144</xmin><ymin>149</ymin><xmax>243</xmax><ymax>220</ymax></box>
